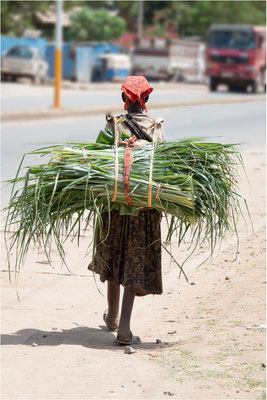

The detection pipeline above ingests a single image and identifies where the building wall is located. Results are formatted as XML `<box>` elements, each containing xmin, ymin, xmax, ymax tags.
<box><xmin>1</xmin><ymin>37</ymin><xmax>120</xmax><ymax>82</ymax></box>
<box><xmin>75</xmin><ymin>43</ymin><xmax>120</xmax><ymax>82</ymax></box>
<box><xmin>1</xmin><ymin>36</ymin><xmax>47</xmax><ymax>57</ymax></box>
<box><xmin>46</xmin><ymin>43</ymin><xmax>75</xmax><ymax>79</ymax></box>
<box><xmin>46</xmin><ymin>42</ymin><xmax>120</xmax><ymax>81</ymax></box>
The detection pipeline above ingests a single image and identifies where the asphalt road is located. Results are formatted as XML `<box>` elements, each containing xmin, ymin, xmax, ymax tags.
<box><xmin>1</xmin><ymin>81</ymin><xmax>265</xmax><ymax>112</ymax></box>
<box><xmin>1</xmin><ymin>100</ymin><xmax>265</xmax><ymax>208</ymax></box>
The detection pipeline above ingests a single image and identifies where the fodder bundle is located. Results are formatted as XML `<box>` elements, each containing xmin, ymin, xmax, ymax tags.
<box><xmin>5</xmin><ymin>133</ymin><xmax>244</xmax><ymax>275</ymax></box>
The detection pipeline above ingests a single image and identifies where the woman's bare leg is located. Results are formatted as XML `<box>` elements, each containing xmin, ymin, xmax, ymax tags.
<box><xmin>105</xmin><ymin>281</ymin><xmax>120</xmax><ymax>330</ymax></box>
<box><xmin>117</xmin><ymin>287</ymin><xmax>135</xmax><ymax>341</ymax></box>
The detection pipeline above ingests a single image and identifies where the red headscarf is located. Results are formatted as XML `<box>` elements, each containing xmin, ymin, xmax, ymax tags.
<box><xmin>121</xmin><ymin>76</ymin><xmax>153</xmax><ymax>111</ymax></box>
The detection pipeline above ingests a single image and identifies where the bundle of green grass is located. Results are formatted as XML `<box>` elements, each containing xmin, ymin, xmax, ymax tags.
<box><xmin>5</xmin><ymin>129</ymin><xmax>244</xmax><ymax>274</ymax></box>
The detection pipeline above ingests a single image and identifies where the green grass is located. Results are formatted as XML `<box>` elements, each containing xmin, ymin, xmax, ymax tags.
<box><xmin>150</xmin><ymin>349</ymin><xmax>266</xmax><ymax>391</ymax></box>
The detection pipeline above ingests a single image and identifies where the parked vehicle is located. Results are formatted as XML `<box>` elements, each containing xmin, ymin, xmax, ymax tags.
<box><xmin>93</xmin><ymin>54</ymin><xmax>131</xmax><ymax>82</ymax></box>
<box><xmin>1</xmin><ymin>45</ymin><xmax>48</xmax><ymax>84</ymax></box>
<box><xmin>132</xmin><ymin>38</ymin><xmax>206</xmax><ymax>82</ymax></box>
<box><xmin>205</xmin><ymin>24</ymin><xmax>266</xmax><ymax>93</ymax></box>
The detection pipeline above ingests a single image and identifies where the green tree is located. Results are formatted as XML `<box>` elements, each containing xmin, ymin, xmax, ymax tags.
<box><xmin>185</xmin><ymin>1</ymin><xmax>266</xmax><ymax>39</ymax></box>
<box><xmin>116</xmin><ymin>1</ymin><xmax>265</xmax><ymax>39</ymax></box>
<box><xmin>1</xmin><ymin>0</ymin><xmax>49</xmax><ymax>36</ymax></box>
<box><xmin>69</xmin><ymin>6</ymin><xmax>126</xmax><ymax>41</ymax></box>
<box><xmin>1</xmin><ymin>1</ymin><xmax>83</xmax><ymax>37</ymax></box>
<box><xmin>152</xmin><ymin>1</ymin><xmax>192</xmax><ymax>37</ymax></box>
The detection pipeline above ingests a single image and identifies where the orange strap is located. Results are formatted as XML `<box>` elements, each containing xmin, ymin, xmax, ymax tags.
<box><xmin>119</xmin><ymin>136</ymin><xmax>137</xmax><ymax>205</ymax></box>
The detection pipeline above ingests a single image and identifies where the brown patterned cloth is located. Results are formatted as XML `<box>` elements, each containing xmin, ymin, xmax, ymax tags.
<box><xmin>89</xmin><ymin>209</ymin><xmax>163</xmax><ymax>296</ymax></box>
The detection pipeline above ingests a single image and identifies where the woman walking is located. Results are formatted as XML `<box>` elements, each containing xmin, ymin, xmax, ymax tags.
<box><xmin>89</xmin><ymin>76</ymin><xmax>165</xmax><ymax>345</ymax></box>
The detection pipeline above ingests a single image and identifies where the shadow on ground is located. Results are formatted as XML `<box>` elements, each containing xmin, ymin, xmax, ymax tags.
<box><xmin>1</xmin><ymin>326</ymin><xmax>174</xmax><ymax>351</ymax></box>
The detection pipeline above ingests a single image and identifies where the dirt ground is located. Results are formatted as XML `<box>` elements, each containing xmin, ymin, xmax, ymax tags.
<box><xmin>1</xmin><ymin>147</ymin><xmax>266</xmax><ymax>400</ymax></box>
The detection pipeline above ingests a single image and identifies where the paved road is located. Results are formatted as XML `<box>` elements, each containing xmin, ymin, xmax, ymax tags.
<box><xmin>1</xmin><ymin>82</ymin><xmax>265</xmax><ymax>112</ymax></box>
<box><xmin>1</xmin><ymin>100</ymin><xmax>265</xmax><ymax>208</ymax></box>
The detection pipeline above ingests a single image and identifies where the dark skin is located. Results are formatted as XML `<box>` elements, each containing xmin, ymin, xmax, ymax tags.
<box><xmin>106</xmin><ymin>94</ymin><xmax>149</xmax><ymax>342</ymax></box>
<box><xmin>107</xmin><ymin>282</ymin><xmax>135</xmax><ymax>342</ymax></box>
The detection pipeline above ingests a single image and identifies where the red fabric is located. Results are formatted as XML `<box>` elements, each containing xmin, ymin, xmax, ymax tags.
<box><xmin>119</xmin><ymin>136</ymin><xmax>137</xmax><ymax>205</ymax></box>
<box><xmin>121</xmin><ymin>76</ymin><xmax>153</xmax><ymax>111</ymax></box>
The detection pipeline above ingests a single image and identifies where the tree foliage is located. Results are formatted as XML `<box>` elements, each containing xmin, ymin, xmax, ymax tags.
<box><xmin>68</xmin><ymin>7</ymin><xmax>126</xmax><ymax>41</ymax></box>
<box><xmin>115</xmin><ymin>1</ymin><xmax>265</xmax><ymax>39</ymax></box>
<box><xmin>184</xmin><ymin>1</ymin><xmax>266</xmax><ymax>38</ymax></box>
<box><xmin>1</xmin><ymin>0</ymin><xmax>265</xmax><ymax>41</ymax></box>
<box><xmin>1</xmin><ymin>1</ymin><xmax>82</xmax><ymax>37</ymax></box>
<box><xmin>1</xmin><ymin>0</ymin><xmax>48</xmax><ymax>36</ymax></box>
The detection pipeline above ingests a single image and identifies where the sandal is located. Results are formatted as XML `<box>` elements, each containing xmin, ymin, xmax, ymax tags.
<box><xmin>114</xmin><ymin>331</ymin><xmax>142</xmax><ymax>345</ymax></box>
<box><xmin>103</xmin><ymin>309</ymin><xmax>119</xmax><ymax>331</ymax></box>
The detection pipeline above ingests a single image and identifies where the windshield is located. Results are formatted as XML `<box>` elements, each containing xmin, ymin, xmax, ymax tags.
<box><xmin>209</xmin><ymin>30</ymin><xmax>255</xmax><ymax>50</ymax></box>
<box><xmin>6</xmin><ymin>47</ymin><xmax>33</xmax><ymax>59</ymax></box>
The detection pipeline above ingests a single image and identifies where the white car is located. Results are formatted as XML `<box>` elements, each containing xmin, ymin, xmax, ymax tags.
<box><xmin>1</xmin><ymin>45</ymin><xmax>48</xmax><ymax>84</ymax></box>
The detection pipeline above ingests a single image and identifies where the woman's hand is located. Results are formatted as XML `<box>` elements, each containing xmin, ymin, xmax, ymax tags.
<box><xmin>132</xmin><ymin>139</ymin><xmax>149</xmax><ymax>148</ymax></box>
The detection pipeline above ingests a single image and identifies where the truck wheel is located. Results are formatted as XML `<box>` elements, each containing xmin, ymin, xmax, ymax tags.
<box><xmin>41</xmin><ymin>72</ymin><xmax>48</xmax><ymax>85</ymax></box>
<box><xmin>33</xmin><ymin>70</ymin><xmax>42</xmax><ymax>85</ymax></box>
<box><xmin>262</xmin><ymin>69</ymin><xmax>266</xmax><ymax>92</ymax></box>
<box><xmin>251</xmin><ymin>73</ymin><xmax>261</xmax><ymax>94</ymax></box>
<box><xmin>228</xmin><ymin>84</ymin><xmax>236</xmax><ymax>92</ymax></box>
<box><xmin>209</xmin><ymin>78</ymin><xmax>218</xmax><ymax>92</ymax></box>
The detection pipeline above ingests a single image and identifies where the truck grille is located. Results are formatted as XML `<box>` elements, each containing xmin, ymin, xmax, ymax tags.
<box><xmin>210</xmin><ymin>54</ymin><xmax>249</xmax><ymax>65</ymax></box>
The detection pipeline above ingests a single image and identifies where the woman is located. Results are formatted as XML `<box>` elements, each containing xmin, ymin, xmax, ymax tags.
<box><xmin>89</xmin><ymin>76</ymin><xmax>165</xmax><ymax>345</ymax></box>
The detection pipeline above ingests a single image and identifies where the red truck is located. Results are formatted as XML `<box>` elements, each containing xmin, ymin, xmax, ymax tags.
<box><xmin>206</xmin><ymin>24</ymin><xmax>266</xmax><ymax>93</ymax></box>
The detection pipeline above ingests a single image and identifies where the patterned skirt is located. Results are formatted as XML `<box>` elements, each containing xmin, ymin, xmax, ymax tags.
<box><xmin>89</xmin><ymin>209</ymin><xmax>162</xmax><ymax>296</ymax></box>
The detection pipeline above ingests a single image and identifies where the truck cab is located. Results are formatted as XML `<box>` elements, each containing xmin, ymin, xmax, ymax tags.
<box><xmin>205</xmin><ymin>24</ymin><xmax>266</xmax><ymax>93</ymax></box>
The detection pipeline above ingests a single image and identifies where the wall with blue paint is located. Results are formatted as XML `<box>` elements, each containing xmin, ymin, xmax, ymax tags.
<box><xmin>46</xmin><ymin>43</ymin><xmax>75</xmax><ymax>79</ymax></box>
<box><xmin>1</xmin><ymin>37</ymin><xmax>121</xmax><ymax>81</ymax></box>
<box><xmin>1</xmin><ymin>36</ymin><xmax>47</xmax><ymax>57</ymax></box>
<box><xmin>75</xmin><ymin>43</ymin><xmax>120</xmax><ymax>82</ymax></box>
<box><xmin>46</xmin><ymin>42</ymin><xmax>120</xmax><ymax>81</ymax></box>
<box><xmin>75</xmin><ymin>47</ymin><xmax>94</xmax><ymax>82</ymax></box>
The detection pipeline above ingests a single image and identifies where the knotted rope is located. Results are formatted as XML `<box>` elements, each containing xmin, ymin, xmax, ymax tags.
<box><xmin>118</xmin><ymin>136</ymin><xmax>137</xmax><ymax>205</ymax></box>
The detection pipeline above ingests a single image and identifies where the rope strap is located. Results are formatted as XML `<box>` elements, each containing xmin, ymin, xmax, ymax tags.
<box><xmin>147</xmin><ymin>141</ymin><xmax>155</xmax><ymax>207</ymax></box>
<box><xmin>82</xmin><ymin>148</ymin><xmax>87</xmax><ymax>162</ymax></box>
<box><xmin>112</xmin><ymin>118</ymin><xmax>119</xmax><ymax>202</ymax></box>
<box><xmin>119</xmin><ymin>136</ymin><xmax>137</xmax><ymax>205</ymax></box>
<box><xmin>112</xmin><ymin>115</ymin><xmax>131</xmax><ymax>203</ymax></box>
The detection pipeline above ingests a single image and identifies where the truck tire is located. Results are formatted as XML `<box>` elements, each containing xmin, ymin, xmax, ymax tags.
<box><xmin>209</xmin><ymin>78</ymin><xmax>218</xmax><ymax>92</ymax></box>
<box><xmin>262</xmin><ymin>69</ymin><xmax>266</xmax><ymax>92</ymax></box>
<box><xmin>33</xmin><ymin>69</ymin><xmax>43</xmax><ymax>85</ymax></box>
<box><xmin>251</xmin><ymin>73</ymin><xmax>261</xmax><ymax>94</ymax></box>
<box><xmin>228</xmin><ymin>84</ymin><xmax>236</xmax><ymax>92</ymax></box>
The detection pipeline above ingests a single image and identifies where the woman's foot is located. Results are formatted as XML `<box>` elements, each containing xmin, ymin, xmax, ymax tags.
<box><xmin>103</xmin><ymin>309</ymin><xmax>119</xmax><ymax>331</ymax></box>
<box><xmin>114</xmin><ymin>331</ymin><xmax>141</xmax><ymax>345</ymax></box>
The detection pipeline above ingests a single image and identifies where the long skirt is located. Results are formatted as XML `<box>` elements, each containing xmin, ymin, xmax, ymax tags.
<box><xmin>88</xmin><ymin>209</ymin><xmax>163</xmax><ymax>296</ymax></box>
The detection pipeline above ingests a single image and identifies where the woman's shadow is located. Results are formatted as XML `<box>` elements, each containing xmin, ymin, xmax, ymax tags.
<box><xmin>1</xmin><ymin>325</ymin><xmax>173</xmax><ymax>351</ymax></box>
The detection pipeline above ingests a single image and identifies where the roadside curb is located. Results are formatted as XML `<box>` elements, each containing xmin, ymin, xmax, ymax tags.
<box><xmin>2</xmin><ymin>95</ymin><xmax>265</xmax><ymax>123</ymax></box>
